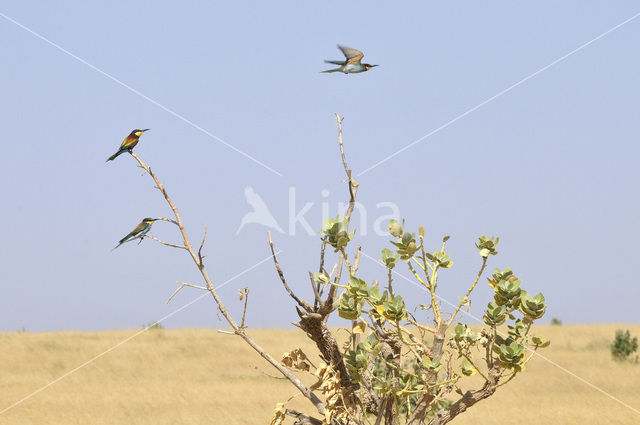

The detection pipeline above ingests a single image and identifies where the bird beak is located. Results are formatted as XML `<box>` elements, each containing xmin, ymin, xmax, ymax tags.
<box><xmin>371</xmin><ymin>65</ymin><xmax>379</xmax><ymax>67</ymax></box>
<box><xmin>142</xmin><ymin>129</ymin><xmax>150</xmax><ymax>132</ymax></box>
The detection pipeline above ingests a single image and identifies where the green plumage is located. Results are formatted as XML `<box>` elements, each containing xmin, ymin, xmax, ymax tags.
<box><xmin>112</xmin><ymin>218</ymin><xmax>156</xmax><ymax>251</ymax></box>
<box><xmin>321</xmin><ymin>45</ymin><xmax>378</xmax><ymax>74</ymax></box>
<box><xmin>106</xmin><ymin>129</ymin><xmax>149</xmax><ymax>162</ymax></box>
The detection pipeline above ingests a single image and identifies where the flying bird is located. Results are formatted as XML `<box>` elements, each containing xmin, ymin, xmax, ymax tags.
<box><xmin>106</xmin><ymin>129</ymin><xmax>149</xmax><ymax>162</ymax></box>
<box><xmin>112</xmin><ymin>218</ymin><xmax>156</xmax><ymax>250</ymax></box>
<box><xmin>321</xmin><ymin>45</ymin><xmax>378</xmax><ymax>74</ymax></box>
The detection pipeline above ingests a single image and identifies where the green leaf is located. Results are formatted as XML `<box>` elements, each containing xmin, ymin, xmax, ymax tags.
<box><xmin>461</xmin><ymin>359</ymin><xmax>476</xmax><ymax>376</ymax></box>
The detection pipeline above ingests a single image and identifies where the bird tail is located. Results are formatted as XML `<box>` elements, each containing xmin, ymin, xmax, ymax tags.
<box><xmin>321</xmin><ymin>67</ymin><xmax>343</xmax><ymax>73</ymax></box>
<box><xmin>111</xmin><ymin>243</ymin><xmax>122</xmax><ymax>251</ymax></box>
<box><xmin>324</xmin><ymin>60</ymin><xmax>346</xmax><ymax>65</ymax></box>
<box><xmin>106</xmin><ymin>149</ymin><xmax>125</xmax><ymax>162</ymax></box>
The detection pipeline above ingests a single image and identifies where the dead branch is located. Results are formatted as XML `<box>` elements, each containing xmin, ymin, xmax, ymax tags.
<box><xmin>198</xmin><ymin>225</ymin><xmax>207</xmax><ymax>265</ymax></box>
<box><xmin>268</xmin><ymin>231</ymin><xmax>313</xmax><ymax>311</ymax></box>
<box><xmin>315</xmin><ymin>238</ymin><xmax>328</xmax><ymax>308</ymax></box>
<box><xmin>240</xmin><ymin>287</ymin><xmax>250</xmax><ymax>328</ymax></box>
<box><xmin>251</xmin><ymin>364</ymin><xmax>287</xmax><ymax>380</ymax></box>
<box><xmin>353</xmin><ymin>245</ymin><xmax>362</xmax><ymax>276</ymax></box>
<box><xmin>165</xmin><ymin>281</ymin><xmax>207</xmax><ymax>304</ymax></box>
<box><xmin>285</xmin><ymin>409</ymin><xmax>323</xmax><ymax>425</ymax></box>
<box><xmin>146</xmin><ymin>234</ymin><xmax>187</xmax><ymax>250</ymax></box>
<box><xmin>323</xmin><ymin>252</ymin><xmax>344</xmax><ymax>313</ymax></box>
<box><xmin>308</xmin><ymin>272</ymin><xmax>323</xmax><ymax>305</ymax></box>
<box><xmin>335</xmin><ymin>113</ymin><xmax>359</xmax><ymax>223</ymax></box>
<box><xmin>154</xmin><ymin>216</ymin><xmax>179</xmax><ymax>227</ymax></box>
<box><xmin>129</xmin><ymin>152</ymin><xmax>325</xmax><ymax>415</ymax></box>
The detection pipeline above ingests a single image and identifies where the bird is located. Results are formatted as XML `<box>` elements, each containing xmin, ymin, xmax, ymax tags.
<box><xmin>112</xmin><ymin>218</ymin><xmax>157</xmax><ymax>250</ymax></box>
<box><xmin>106</xmin><ymin>129</ymin><xmax>149</xmax><ymax>162</ymax></box>
<box><xmin>321</xmin><ymin>45</ymin><xmax>378</xmax><ymax>74</ymax></box>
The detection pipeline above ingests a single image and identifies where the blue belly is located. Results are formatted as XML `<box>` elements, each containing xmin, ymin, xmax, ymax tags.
<box><xmin>343</xmin><ymin>64</ymin><xmax>367</xmax><ymax>73</ymax></box>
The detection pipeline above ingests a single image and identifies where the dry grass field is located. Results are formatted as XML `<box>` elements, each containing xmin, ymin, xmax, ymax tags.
<box><xmin>1</xmin><ymin>325</ymin><xmax>639</xmax><ymax>424</ymax></box>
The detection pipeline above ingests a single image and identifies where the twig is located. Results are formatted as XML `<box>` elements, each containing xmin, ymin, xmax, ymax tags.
<box><xmin>251</xmin><ymin>365</ymin><xmax>287</xmax><ymax>380</ymax></box>
<box><xmin>198</xmin><ymin>225</ymin><xmax>207</xmax><ymax>266</ymax></box>
<box><xmin>308</xmin><ymin>272</ymin><xmax>323</xmax><ymax>306</ymax></box>
<box><xmin>335</xmin><ymin>113</ymin><xmax>359</xmax><ymax>223</ymax></box>
<box><xmin>324</xmin><ymin>252</ymin><xmax>344</xmax><ymax>310</ymax></box>
<box><xmin>154</xmin><ymin>217</ymin><xmax>179</xmax><ymax>227</ymax></box>
<box><xmin>315</xmin><ymin>238</ymin><xmax>328</xmax><ymax>309</ymax></box>
<box><xmin>268</xmin><ymin>231</ymin><xmax>312</xmax><ymax>311</ymax></box>
<box><xmin>129</xmin><ymin>152</ymin><xmax>325</xmax><ymax>415</ymax></box>
<box><xmin>448</xmin><ymin>257</ymin><xmax>488</xmax><ymax>326</ymax></box>
<box><xmin>240</xmin><ymin>287</ymin><xmax>250</xmax><ymax>328</ymax></box>
<box><xmin>165</xmin><ymin>280</ymin><xmax>206</xmax><ymax>304</ymax></box>
<box><xmin>285</xmin><ymin>409</ymin><xmax>323</xmax><ymax>425</ymax></box>
<box><xmin>146</xmin><ymin>234</ymin><xmax>187</xmax><ymax>250</ymax></box>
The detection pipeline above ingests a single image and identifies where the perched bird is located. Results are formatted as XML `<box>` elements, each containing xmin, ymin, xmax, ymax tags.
<box><xmin>321</xmin><ymin>45</ymin><xmax>378</xmax><ymax>74</ymax></box>
<box><xmin>112</xmin><ymin>218</ymin><xmax>156</xmax><ymax>250</ymax></box>
<box><xmin>106</xmin><ymin>129</ymin><xmax>149</xmax><ymax>162</ymax></box>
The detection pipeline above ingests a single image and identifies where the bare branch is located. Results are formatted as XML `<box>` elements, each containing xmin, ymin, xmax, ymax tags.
<box><xmin>154</xmin><ymin>217</ymin><xmax>179</xmax><ymax>226</ymax></box>
<box><xmin>268</xmin><ymin>231</ymin><xmax>313</xmax><ymax>311</ymax></box>
<box><xmin>335</xmin><ymin>113</ymin><xmax>359</xmax><ymax>223</ymax></box>
<box><xmin>198</xmin><ymin>225</ymin><xmax>207</xmax><ymax>266</ymax></box>
<box><xmin>146</xmin><ymin>234</ymin><xmax>187</xmax><ymax>250</ymax></box>
<box><xmin>240</xmin><ymin>287</ymin><xmax>250</xmax><ymax>328</ymax></box>
<box><xmin>353</xmin><ymin>245</ymin><xmax>362</xmax><ymax>276</ymax></box>
<box><xmin>165</xmin><ymin>284</ymin><xmax>186</xmax><ymax>304</ymax></box>
<box><xmin>130</xmin><ymin>152</ymin><xmax>325</xmax><ymax>415</ymax></box>
<box><xmin>166</xmin><ymin>280</ymin><xmax>209</xmax><ymax>304</ymax></box>
<box><xmin>322</xmin><ymin>252</ymin><xmax>344</xmax><ymax>313</ymax></box>
<box><xmin>251</xmin><ymin>364</ymin><xmax>287</xmax><ymax>380</ymax></box>
<box><xmin>308</xmin><ymin>272</ymin><xmax>323</xmax><ymax>306</ymax></box>
<box><xmin>315</xmin><ymin>238</ymin><xmax>328</xmax><ymax>309</ymax></box>
<box><xmin>285</xmin><ymin>409</ymin><xmax>323</xmax><ymax>425</ymax></box>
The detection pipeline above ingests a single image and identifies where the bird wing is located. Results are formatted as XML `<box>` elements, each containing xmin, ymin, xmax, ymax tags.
<box><xmin>120</xmin><ymin>222</ymin><xmax>147</xmax><ymax>243</ymax></box>
<box><xmin>121</xmin><ymin>134</ymin><xmax>138</xmax><ymax>149</ymax></box>
<box><xmin>337</xmin><ymin>45</ymin><xmax>364</xmax><ymax>65</ymax></box>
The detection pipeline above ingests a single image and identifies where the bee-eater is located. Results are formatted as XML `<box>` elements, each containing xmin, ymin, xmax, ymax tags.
<box><xmin>106</xmin><ymin>129</ymin><xmax>149</xmax><ymax>162</ymax></box>
<box><xmin>112</xmin><ymin>218</ymin><xmax>156</xmax><ymax>250</ymax></box>
<box><xmin>321</xmin><ymin>45</ymin><xmax>378</xmax><ymax>74</ymax></box>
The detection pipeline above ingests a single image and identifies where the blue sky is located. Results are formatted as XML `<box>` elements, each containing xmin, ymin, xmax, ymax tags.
<box><xmin>1</xmin><ymin>1</ymin><xmax>639</xmax><ymax>331</ymax></box>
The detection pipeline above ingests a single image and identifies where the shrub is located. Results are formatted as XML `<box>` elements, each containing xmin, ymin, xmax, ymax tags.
<box><xmin>116</xmin><ymin>115</ymin><xmax>551</xmax><ymax>425</ymax></box>
<box><xmin>611</xmin><ymin>329</ymin><xmax>638</xmax><ymax>362</ymax></box>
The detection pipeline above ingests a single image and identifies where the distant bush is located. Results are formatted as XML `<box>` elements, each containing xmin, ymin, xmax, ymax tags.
<box><xmin>611</xmin><ymin>330</ymin><xmax>638</xmax><ymax>362</ymax></box>
<box><xmin>143</xmin><ymin>321</ymin><xmax>164</xmax><ymax>330</ymax></box>
<box><xmin>550</xmin><ymin>318</ymin><xmax>562</xmax><ymax>326</ymax></box>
